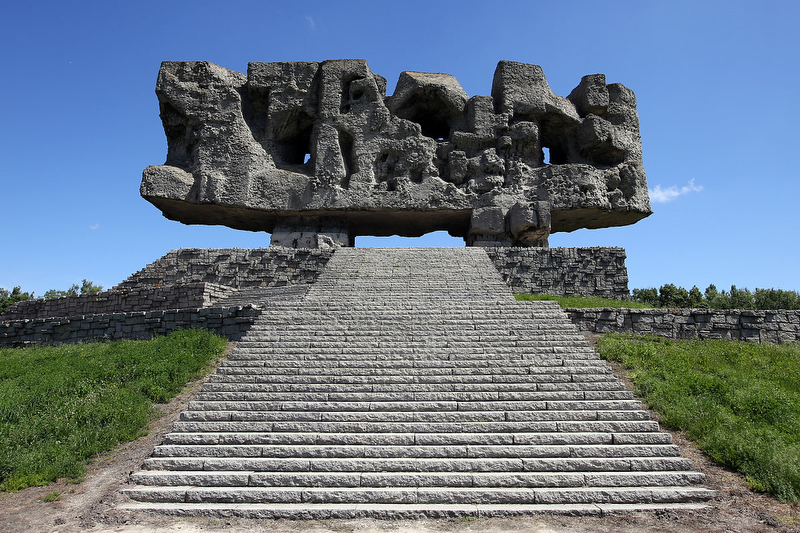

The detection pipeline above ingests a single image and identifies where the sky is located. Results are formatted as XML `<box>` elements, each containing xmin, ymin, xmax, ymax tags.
<box><xmin>1</xmin><ymin>0</ymin><xmax>798</xmax><ymax>296</ymax></box>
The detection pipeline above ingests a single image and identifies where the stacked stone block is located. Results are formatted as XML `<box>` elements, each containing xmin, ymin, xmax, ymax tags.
<box><xmin>567</xmin><ymin>308</ymin><xmax>800</xmax><ymax>344</ymax></box>
<box><xmin>116</xmin><ymin>248</ymin><xmax>333</xmax><ymax>290</ymax></box>
<box><xmin>1</xmin><ymin>283</ymin><xmax>233</xmax><ymax>321</ymax></box>
<box><xmin>486</xmin><ymin>247</ymin><xmax>629</xmax><ymax>299</ymax></box>
<box><xmin>0</xmin><ymin>306</ymin><xmax>260</xmax><ymax>347</ymax></box>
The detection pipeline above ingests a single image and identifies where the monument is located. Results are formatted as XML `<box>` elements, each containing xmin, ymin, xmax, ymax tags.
<box><xmin>141</xmin><ymin>60</ymin><xmax>651</xmax><ymax>247</ymax></box>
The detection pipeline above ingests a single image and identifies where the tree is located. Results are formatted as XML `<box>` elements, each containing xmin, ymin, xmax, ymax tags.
<box><xmin>688</xmin><ymin>286</ymin><xmax>706</xmax><ymax>308</ymax></box>
<box><xmin>80</xmin><ymin>279</ymin><xmax>103</xmax><ymax>295</ymax></box>
<box><xmin>0</xmin><ymin>286</ymin><xmax>35</xmax><ymax>313</ymax></box>
<box><xmin>754</xmin><ymin>288</ymin><xmax>800</xmax><ymax>310</ymax></box>
<box><xmin>632</xmin><ymin>287</ymin><xmax>658</xmax><ymax>305</ymax></box>
<box><xmin>729</xmin><ymin>285</ymin><xmax>754</xmax><ymax>309</ymax></box>
<box><xmin>43</xmin><ymin>280</ymin><xmax>104</xmax><ymax>299</ymax></box>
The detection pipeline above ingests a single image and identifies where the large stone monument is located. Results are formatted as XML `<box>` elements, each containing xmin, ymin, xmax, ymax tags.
<box><xmin>142</xmin><ymin>60</ymin><xmax>651</xmax><ymax>247</ymax></box>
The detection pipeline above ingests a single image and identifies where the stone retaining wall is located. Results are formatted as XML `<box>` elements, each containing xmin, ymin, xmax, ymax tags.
<box><xmin>0</xmin><ymin>306</ymin><xmax>261</xmax><ymax>347</ymax></box>
<box><xmin>116</xmin><ymin>248</ymin><xmax>333</xmax><ymax>289</ymax></box>
<box><xmin>565</xmin><ymin>307</ymin><xmax>800</xmax><ymax>343</ymax></box>
<box><xmin>486</xmin><ymin>247</ymin><xmax>629</xmax><ymax>299</ymax></box>
<box><xmin>0</xmin><ymin>283</ymin><xmax>233</xmax><ymax>321</ymax></box>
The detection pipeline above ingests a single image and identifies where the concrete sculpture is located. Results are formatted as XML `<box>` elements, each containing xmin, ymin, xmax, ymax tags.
<box><xmin>142</xmin><ymin>60</ymin><xmax>651</xmax><ymax>247</ymax></box>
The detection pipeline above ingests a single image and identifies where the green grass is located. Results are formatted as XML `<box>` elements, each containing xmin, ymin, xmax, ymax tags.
<box><xmin>0</xmin><ymin>329</ymin><xmax>226</xmax><ymax>491</ymax></box>
<box><xmin>514</xmin><ymin>293</ymin><xmax>654</xmax><ymax>308</ymax></box>
<box><xmin>598</xmin><ymin>334</ymin><xmax>800</xmax><ymax>501</ymax></box>
<box><xmin>42</xmin><ymin>490</ymin><xmax>61</xmax><ymax>502</ymax></box>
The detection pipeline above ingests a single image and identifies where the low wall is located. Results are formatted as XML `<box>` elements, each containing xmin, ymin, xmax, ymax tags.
<box><xmin>486</xmin><ymin>247</ymin><xmax>629</xmax><ymax>299</ymax></box>
<box><xmin>566</xmin><ymin>307</ymin><xmax>800</xmax><ymax>344</ymax></box>
<box><xmin>116</xmin><ymin>248</ymin><xmax>333</xmax><ymax>289</ymax></box>
<box><xmin>0</xmin><ymin>283</ymin><xmax>234</xmax><ymax>321</ymax></box>
<box><xmin>0</xmin><ymin>305</ymin><xmax>261</xmax><ymax>347</ymax></box>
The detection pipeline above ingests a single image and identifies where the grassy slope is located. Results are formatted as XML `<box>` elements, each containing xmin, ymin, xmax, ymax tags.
<box><xmin>514</xmin><ymin>293</ymin><xmax>654</xmax><ymax>308</ymax></box>
<box><xmin>598</xmin><ymin>334</ymin><xmax>800</xmax><ymax>502</ymax></box>
<box><xmin>0</xmin><ymin>330</ymin><xmax>226</xmax><ymax>491</ymax></box>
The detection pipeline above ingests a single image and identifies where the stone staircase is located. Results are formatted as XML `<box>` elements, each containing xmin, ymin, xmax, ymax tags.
<box><xmin>122</xmin><ymin>248</ymin><xmax>714</xmax><ymax>518</ymax></box>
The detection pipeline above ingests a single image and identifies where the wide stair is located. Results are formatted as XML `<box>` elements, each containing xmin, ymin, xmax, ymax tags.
<box><xmin>122</xmin><ymin>248</ymin><xmax>714</xmax><ymax>518</ymax></box>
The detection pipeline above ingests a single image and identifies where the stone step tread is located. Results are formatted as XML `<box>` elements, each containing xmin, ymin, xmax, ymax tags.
<box><xmin>232</xmin><ymin>342</ymin><xmax>592</xmax><ymax>349</ymax></box>
<box><xmin>235</xmin><ymin>339</ymin><xmax>591</xmax><ymax>345</ymax></box>
<box><xmin>141</xmin><ymin>456</ymin><xmax>694</xmax><ymax>473</ymax></box>
<box><xmin>149</xmin><ymin>443</ymin><xmax>681</xmax><ymax>459</ymax></box>
<box><xmin>226</xmin><ymin>352</ymin><xmax>599</xmax><ymax>360</ymax></box>
<box><xmin>179</xmin><ymin>410</ymin><xmax>650</xmax><ymax>423</ymax></box>
<box><xmin>116</xmin><ymin>501</ymin><xmax>712</xmax><ymax>519</ymax></box>
<box><xmin>205</xmin><ymin>375</ymin><xmax>628</xmax><ymax>388</ymax></box>
<box><xmin>219</xmin><ymin>360</ymin><xmax>608</xmax><ymax>370</ymax></box>
<box><xmin>185</xmin><ymin>400</ymin><xmax>641</xmax><ymax>412</ymax></box>
<box><xmin>162</xmin><ymin>431</ymin><xmax>673</xmax><ymax>446</ymax></box>
<box><xmin>191</xmin><ymin>391</ymin><xmax>635</xmax><ymax>402</ymax></box>
<box><xmin>123</xmin><ymin>485</ymin><xmax>715</xmax><ymax>505</ymax></box>
<box><xmin>199</xmin><ymin>383</ymin><xmax>624</xmax><ymax>393</ymax></box>
<box><xmin>245</xmin><ymin>324</ymin><xmax>577</xmax><ymax>331</ymax></box>
<box><xmin>169</xmin><ymin>421</ymin><xmax>662</xmax><ymax>433</ymax></box>
<box><xmin>212</xmin><ymin>366</ymin><xmax>617</xmax><ymax>374</ymax></box>
<box><xmin>130</xmin><ymin>470</ymin><xmax>705</xmax><ymax>488</ymax></box>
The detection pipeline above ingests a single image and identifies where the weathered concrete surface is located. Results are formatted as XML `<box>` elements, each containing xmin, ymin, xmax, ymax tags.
<box><xmin>142</xmin><ymin>60</ymin><xmax>651</xmax><ymax>247</ymax></box>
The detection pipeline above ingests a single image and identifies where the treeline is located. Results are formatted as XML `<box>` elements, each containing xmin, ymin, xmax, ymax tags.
<box><xmin>632</xmin><ymin>284</ymin><xmax>800</xmax><ymax>310</ymax></box>
<box><xmin>0</xmin><ymin>280</ymin><xmax>103</xmax><ymax>313</ymax></box>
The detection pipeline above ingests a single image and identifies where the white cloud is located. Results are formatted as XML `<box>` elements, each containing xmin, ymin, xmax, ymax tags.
<box><xmin>90</xmin><ymin>224</ymin><xmax>100</xmax><ymax>230</ymax></box>
<box><xmin>305</xmin><ymin>16</ymin><xmax>316</xmax><ymax>31</ymax></box>
<box><xmin>649</xmin><ymin>178</ymin><xmax>703</xmax><ymax>203</ymax></box>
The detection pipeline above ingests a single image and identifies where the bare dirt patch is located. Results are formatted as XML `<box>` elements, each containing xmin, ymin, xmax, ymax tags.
<box><xmin>1</xmin><ymin>339</ymin><xmax>799</xmax><ymax>533</ymax></box>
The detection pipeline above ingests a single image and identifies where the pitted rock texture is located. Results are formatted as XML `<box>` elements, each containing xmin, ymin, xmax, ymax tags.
<box><xmin>142</xmin><ymin>60</ymin><xmax>651</xmax><ymax>247</ymax></box>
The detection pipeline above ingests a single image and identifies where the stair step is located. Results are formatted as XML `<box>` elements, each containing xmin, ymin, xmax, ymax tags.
<box><xmin>148</xmin><ymin>443</ymin><xmax>680</xmax><ymax>459</ymax></box>
<box><xmin>118</xmin><ymin>501</ymin><xmax>713</xmax><ymax>519</ymax></box>
<box><xmin>160</xmin><ymin>431</ymin><xmax>673</xmax><ymax>446</ymax></box>
<box><xmin>141</xmin><ymin>456</ymin><xmax>695</xmax><ymax>473</ymax></box>
<box><xmin>169</xmin><ymin>420</ymin><xmax>662</xmax><ymax>433</ymax></box>
<box><xmin>131</xmin><ymin>470</ymin><xmax>703</xmax><ymax>488</ymax></box>
<box><xmin>124</xmin><ymin>485</ymin><xmax>714</xmax><ymax>505</ymax></box>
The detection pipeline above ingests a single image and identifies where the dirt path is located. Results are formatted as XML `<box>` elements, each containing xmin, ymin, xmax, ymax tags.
<box><xmin>1</xmin><ymin>341</ymin><xmax>799</xmax><ymax>533</ymax></box>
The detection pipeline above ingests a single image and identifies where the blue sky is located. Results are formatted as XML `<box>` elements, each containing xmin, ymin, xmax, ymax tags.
<box><xmin>1</xmin><ymin>1</ymin><xmax>798</xmax><ymax>295</ymax></box>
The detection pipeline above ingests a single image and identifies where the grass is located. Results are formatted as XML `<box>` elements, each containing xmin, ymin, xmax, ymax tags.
<box><xmin>0</xmin><ymin>329</ymin><xmax>226</xmax><ymax>491</ymax></box>
<box><xmin>42</xmin><ymin>490</ymin><xmax>61</xmax><ymax>502</ymax></box>
<box><xmin>514</xmin><ymin>293</ymin><xmax>655</xmax><ymax>308</ymax></box>
<box><xmin>597</xmin><ymin>334</ymin><xmax>800</xmax><ymax>502</ymax></box>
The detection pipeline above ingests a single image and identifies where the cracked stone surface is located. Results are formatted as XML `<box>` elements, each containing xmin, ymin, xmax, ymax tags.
<box><xmin>141</xmin><ymin>60</ymin><xmax>651</xmax><ymax>247</ymax></box>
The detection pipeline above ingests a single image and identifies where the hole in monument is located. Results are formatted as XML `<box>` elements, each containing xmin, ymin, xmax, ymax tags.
<box><xmin>339</xmin><ymin>129</ymin><xmax>355</xmax><ymax>188</ymax></box>
<box><xmin>274</xmin><ymin>118</ymin><xmax>314</xmax><ymax>168</ymax></box>
<box><xmin>396</xmin><ymin>94</ymin><xmax>452</xmax><ymax>140</ymax></box>
<box><xmin>543</xmin><ymin>147</ymin><xmax>551</xmax><ymax>165</ymax></box>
